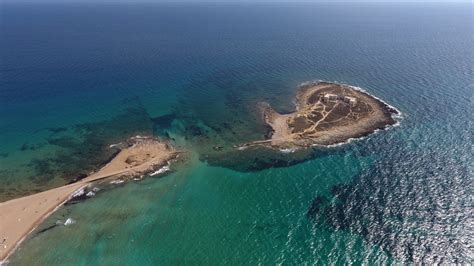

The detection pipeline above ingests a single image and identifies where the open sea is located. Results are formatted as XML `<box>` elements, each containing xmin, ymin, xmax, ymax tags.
<box><xmin>0</xmin><ymin>2</ymin><xmax>472</xmax><ymax>264</ymax></box>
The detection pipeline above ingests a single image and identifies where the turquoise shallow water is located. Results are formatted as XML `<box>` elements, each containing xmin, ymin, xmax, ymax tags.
<box><xmin>1</xmin><ymin>2</ymin><xmax>472</xmax><ymax>264</ymax></box>
<box><xmin>11</xmin><ymin>152</ymin><xmax>386</xmax><ymax>264</ymax></box>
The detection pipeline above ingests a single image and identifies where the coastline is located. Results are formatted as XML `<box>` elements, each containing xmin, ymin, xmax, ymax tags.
<box><xmin>0</xmin><ymin>183</ymin><xmax>88</xmax><ymax>263</ymax></box>
<box><xmin>0</xmin><ymin>136</ymin><xmax>180</xmax><ymax>263</ymax></box>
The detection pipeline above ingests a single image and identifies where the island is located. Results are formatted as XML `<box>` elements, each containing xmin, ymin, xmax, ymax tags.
<box><xmin>239</xmin><ymin>81</ymin><xmax>400</xmax><ymax>149</ymax></box>
<box><xmin>0</xmin><ymin>136</ymin><xmax>180</xmax><ymax>261</ymax></box>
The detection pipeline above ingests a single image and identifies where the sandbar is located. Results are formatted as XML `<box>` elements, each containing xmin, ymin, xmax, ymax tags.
<box><xmin>0</xmin><ymin>136</ymin><xmax>179</xmax><ymax>262</ymax></box>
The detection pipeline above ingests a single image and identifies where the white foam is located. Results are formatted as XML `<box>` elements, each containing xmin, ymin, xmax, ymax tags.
<box><xmin>86</xmin><ymin>191</ymin><xmax>95</xmax><ymax>197</ymax></box>
<box><xmin>312</xmin><ymin>121</ymin><xmax>403</xmax><ymax>148</ymax></box>
<box><xmin>64</xmin><ymin>218</ymin><xmax>76</xmax><ymax>226</ymax></box>
<box><xmin>299</xmin><ymin>80</ymin><xmax>323</xmax><ymax>87</ymax></box>
<box><xmin>348</xmin><ymin>84</ymin><xmax>402</xmax><ymax>118</ymax></box>
<box><xmin>71</xmin><ymin>188</ymin><xmax>85</xmax><ymax>198</ymax></box>
<box><xmin>150</xmin><ymin>165</ymin><xmax>170</xmax><ymax>176</ymax></box>
<box><xmin>108</xmin><ymin>143</ymin><xmax>121</xmax><ymax>148</ymax></box>
<box><xmin>317</xmin><ymin>135</ymin><xmax>366</xmax><ymax>148</ymax></box>
<box><xmin>132</xmin><ymin>135</ymin><xmax>148</xmax><ymax>140</ymax></box>
<box><xmin>110</xmin><ymin>179</ymin><xmax>125</xmax><ymax>184</ymax></box>
<box><xmin>279</xmin><ymin>148</ymin><xmax>297</xmax><ymax>153</ymax></box>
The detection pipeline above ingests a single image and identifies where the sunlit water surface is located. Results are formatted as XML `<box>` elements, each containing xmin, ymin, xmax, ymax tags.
<box><xmin>1</xmin><ymin>2</ymin><xmax>472</xmax><ymax>264</ymax></box>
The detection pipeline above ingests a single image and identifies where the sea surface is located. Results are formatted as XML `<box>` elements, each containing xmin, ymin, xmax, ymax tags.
<box><xmin>1</xmin><ymin>2</ymin><xmax>472</xmax><ymax>264</ymax></box>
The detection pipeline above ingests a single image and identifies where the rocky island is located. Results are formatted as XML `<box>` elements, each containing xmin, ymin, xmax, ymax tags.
<box><xmin>241</xmin><ymin>81</ymin><xmax>400</xmax><ymax>149</ymax></box>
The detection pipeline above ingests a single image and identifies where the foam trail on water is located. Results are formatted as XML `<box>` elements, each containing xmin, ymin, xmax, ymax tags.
<box><xmin>64</xmin><ymin>218</ymin><xmax>76</xmax><ymax>226</ymax></box>
<box><xmin>150</xmin><ymin>165</ymin><xmax>170</xmax><ymax>176</ymax></box>
<box><xmin>279</xmin><ymin>148</ymin><xmax>297</xmax><ymax>153</ymax></box>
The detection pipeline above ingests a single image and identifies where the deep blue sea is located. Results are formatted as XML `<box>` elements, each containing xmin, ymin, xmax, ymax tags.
<box><xmin>1</xmin><ymin>2</ymin><xmax>472</xmax><ymax>264</ymax></box>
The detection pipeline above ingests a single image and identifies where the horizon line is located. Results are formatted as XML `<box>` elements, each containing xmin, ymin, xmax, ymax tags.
<box><xmin>2</xmin><ymin>0</ymin><xmax>472</xmax><ymax>3</ymax></box>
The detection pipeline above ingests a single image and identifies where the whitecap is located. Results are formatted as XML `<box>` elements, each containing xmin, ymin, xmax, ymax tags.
<box><xmin>64</xmin><ymin>218</ymin><xmax>76</xmax><ymax>226</ymax></box>
<box><xmin>346</xmin><ymin>84</ymin><xmax>403</xmax><ymax>121</ymax></box>
<box><xmin>150</xmin><ymin>165</ymin><xmax>170</xmax><ymax>176</ymax></box>
<box><xmin>108</xmin><ymin>143</ymin><xmax>121</xmax><ymax>148</ymax></box>
<box><xmin>71</xmin><ymin>188</ymin><xmax>85</xmax><ymax>198</ymax></box>
<box><xmin>279</xmin><ymin>148</ymin><xmax>297</xmax><ymax>153</ymax></box>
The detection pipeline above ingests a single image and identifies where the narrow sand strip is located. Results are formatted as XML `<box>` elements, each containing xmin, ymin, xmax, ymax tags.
<box><xmin>0</xmin><ymin>137</ymin><xmax>179</xmax><ymax>262</ymax></box>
